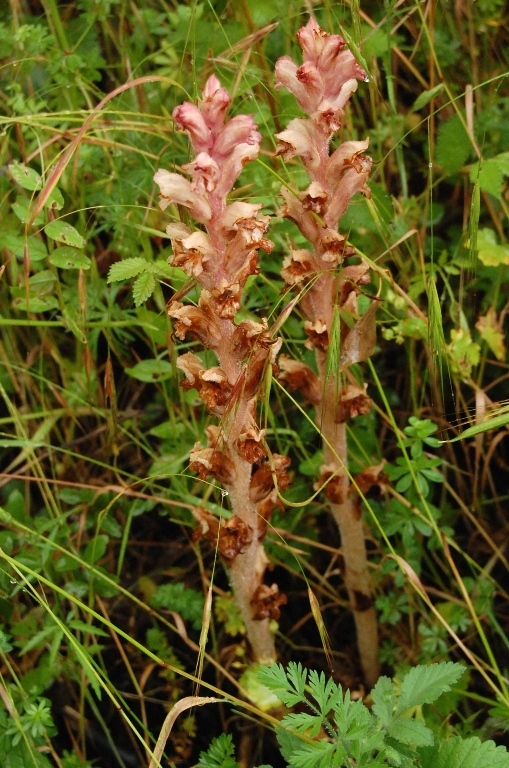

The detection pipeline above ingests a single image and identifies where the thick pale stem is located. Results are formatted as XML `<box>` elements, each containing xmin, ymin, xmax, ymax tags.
<box><xmin>317</xmin><ymin>360</ymin><xmax>380</xmax><ymax>687</ymax></box>
<box><xmin>227</xmin><ymin>449</ymin><xmax>276</xmax><ymax>664</ymax></box>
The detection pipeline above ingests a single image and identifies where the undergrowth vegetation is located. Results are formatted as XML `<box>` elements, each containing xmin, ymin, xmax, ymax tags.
<box><xmin>0</xmin><ymin>0</ymin><xmax>509</xmax><ymax>766</ymax></box>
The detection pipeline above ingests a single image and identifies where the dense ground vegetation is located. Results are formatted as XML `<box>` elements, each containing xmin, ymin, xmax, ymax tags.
<box><xmin>1</xmin><ymin>0</ymin><xmax>509</xmax><ymax>766</ymax></box>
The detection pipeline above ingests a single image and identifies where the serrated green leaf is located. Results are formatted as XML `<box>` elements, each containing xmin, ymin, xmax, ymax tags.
<box><xmin>388</xmin><ymin>717</ymin><xmax>434</xmax><ymax>747</ymax></box>
<box><xmin>44</xmin><ymin>220</ymin><xmax>86</xmax><ymax>248</ymax></box>
<box><xmin>470</xmin><ymin>153</ymin><xmax>509</xmax><ymax>199</ymax></box>
<box><xmin>419</xmin><ymin>735</ymin><xmax>509</xmax><ymax>768</ymax></box>
<box><xmin>9</xmin><ymin>162</ymin><xmax>42</xmax><ymax>191</ymax></box>
<box><xmin>49</xmin><ymin>246</ymin><xmax>91</xmax><ymax>269</ymax></box>
<box><xmin>412</xmin><ymin>84</ymin><xmax>444</xmax><ymax>112</ymax></box>
<box><xmin>107</xmin><ymin>257</ymin><xmax>148</xmax><ymax>282</ymax></box>
<box><xmin>125</xmin><ymin>359</ymin><xmax>173</xmax><ymax>382</ymax></box>
<box><xmin>435</xmin><ymin>113</ymin><xmax>471</xmax><ymax>175</ymax></box>
<box><xmin>396</xmin><ymin>662</ymin><xmax>465</xmax><ymax>715</ymax></box>
<box><xmin>372</xmin><ymin>676</ymin><xmax>396</xmax><ymax>726</ymax></box>
<box><xmin>133</xmin><ymin>271</ymin><xmax>156</xmax><ymax>306</ymax></box>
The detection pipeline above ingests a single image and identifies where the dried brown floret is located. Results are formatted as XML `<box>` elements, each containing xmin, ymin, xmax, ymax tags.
<box><xmin>335</xmin><ymin>384</ymin><xmax>372</xmax><ymax>423</ymax></box>
<box><xmin>250</xmin><ymin>454</ymin><xmax>291</xmax><ymax>504</ymax></box>
<box><xmin>315</xmin><ymin>462</ymin><xmax>346</xmax><ymax>504</ymax></box>
<box><xmin>278</xmin><ymin>354</ymin><xmax>322</xmax><ymax>406</ymax></box>
<box><xmin>251</xmin><ymin>583</ymin><xmax>288</xmax><ymax>620</ymax></box>
<box><xmin>235</xmin><ymin>425</ymin><xmax>267</xmax><ymax>463</ymax></box>
<box><xmin>192</xmin><ymin>508</ymin><xmax>253</xmax><ymax>565</ymax></box>
<box><xmin>280</xmin><ymin>249</ymin><xmax>315</xmax><ymax>286</ymax></box>
<box><xmin>189</xmin><ymin>445</ymin><xmax>236</xmax><ymax>485</ymax></box>
<box><xmin>304</xmin><ymin>319</ymin><xmax>329</xmax><ymax>350</ymax></box>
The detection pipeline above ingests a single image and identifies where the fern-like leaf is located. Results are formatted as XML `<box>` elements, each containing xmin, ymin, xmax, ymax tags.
<box><xmin>197</xmin><ymin>733</ymin><xmax>240</xmax><ymax>768</ymax></box>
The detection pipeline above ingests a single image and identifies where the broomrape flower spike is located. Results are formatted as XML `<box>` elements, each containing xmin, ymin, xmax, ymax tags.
<box><xmin>275</xmin><ymin>18</ymin><xmax>381</xmax><ymax>687</ymax></box>
<box><xmin>154</xmin><ymin>75</ymin><xmax>288</xmax><ymax>664</ymax></box>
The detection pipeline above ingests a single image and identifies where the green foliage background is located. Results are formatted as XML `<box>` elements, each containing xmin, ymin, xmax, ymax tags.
<box><xmin>0</xmin><ymin>0</ymin><xmax>508</xmax><ymax>766</ymax></box>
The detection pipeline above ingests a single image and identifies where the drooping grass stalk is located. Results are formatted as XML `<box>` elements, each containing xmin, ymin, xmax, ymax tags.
<box><xmin>274</xmin><ymin>18</ymin><xmax>380</xmax><ymax>686</ymax></box>
<box><xmin>153</xmin><ymin>77</ymin><xmax>288</xmax><ymax>664</ymax></box>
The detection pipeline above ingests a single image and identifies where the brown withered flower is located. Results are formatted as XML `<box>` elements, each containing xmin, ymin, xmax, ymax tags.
<box><xmin>250</xmin><ymin>454</ymin><xmax>291</xmax><ymax>504</ymax></box>
<box><xmin>189</xmin><ymin>445</ymin><xmax>236</xmax><ymax>486</ymax></box>
<box><xmin>192</xmin><ymin>508</ymin><xmax>253</xmax><ymax>565</ymax></box>
<box><xmin>235</xmin><ymin>424</ymin><xmax>267</xmax><ymax>464</ymax></box>
<box><xmin>278</xmin><ymin>354</ymin><xmax>322</xmax><ymax>406</ymax></box>
<box><xmin>335</xmin><ymin>384</ymin><xmax>372</xmax><ymax>423</ymax></box>
<box><xmin>251</xmin><ymin>583</ymin><xmax>288</xmax><ymax>621</ymax></box>
<box><xmin>315</xmin><ymin>462</ymin><xmax>346</xmax><ymax>505</ymax></box>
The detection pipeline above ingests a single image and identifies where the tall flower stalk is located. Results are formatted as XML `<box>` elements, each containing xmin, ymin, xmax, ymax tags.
<box><xmin>274</xmin><ymin>18</ymin><xmax>380</xmax><ymax>686</ymax></box>
<box><xmin>153</xmin><ymin>76</ymin><xmax>289</xmax><ymax>664</ymax></box>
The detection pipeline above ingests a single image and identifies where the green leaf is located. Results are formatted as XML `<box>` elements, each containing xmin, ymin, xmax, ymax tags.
<box><xmin>133</xmin><ymin>271</ymin><xmax>156</xmax><ymax>306</ymax></box>
<box><xmin>470</xmin><ymin>153</ymin><xmax>509</xmax><ymax>199</ymax></box>
<box><xmin>387</xmin><ymin>717</ymin><xmax>434</xmax><ymax>747</ymax></box>
<box><xmin>435</xmin><ymin>113</ymin><xmax>472</xmax><ymax>175</ymax></box>
<box><xmin>419</xmin><ymin>735</ymin><xmax>509</xmax><ymax>768</ymax></box>
<box><xmin>258</xmin><ymin>662</ymin><xmax>307</xmax><ymax>707</ymax></box>
<box><xmin>474</xmin><ymin>228</ymin><xmax>509</xmax><ymax>266</ymax></box>
<box><xmin>12</xmin><ymin>196</ymin><xmax>44</xmax><ymax>225</ymax></box>
<box><xmin>49</xmin><ymin>246</ymin><xmax>91</xmax><ymax>269</ymax></box>
<box><xmin>68</xmin><ymin>620</ymin><xmax>109</xmax><ymax>637</ymax></box>
<box><xmin>83</xmin><ymin>534</ymin><xmax>109</xmax><ymax>565</ymax></box>
<box><xmin>443</xmin><ymin>408</ymin><xmax>509</xmax><ymax>443</ymax></box>
<box><xmin>412</xmin><ymin>84</ymin><xmax>444</xmax><ymax>112</ymax></box>
<box><xmin>150</xmin><ymin>582</ymin><xmax>205</xmax><ymax>630</ymax></box>
<box><xmin>371</xmin><ymin>676</ymin><xmax>396</xmax><ymax>726</ymax></box>
<box><xmin>12</xmin><ymin>296</ymin><xmax>59</xmax><ymax>313</ymax></box>
<box><xmin>396</xmin><ymin>662</ymin><xmax>465</xmax><ymax>715</ymax></box>
<box><xmin>61</xmin><ymin>305</ymin><xmax>86</xmax><ymax>343</ymax></box>
<box><xmin>1</xmin><ymin>233</ymin><xmax>47</xmax><ymax>262</ymax></box>
<box><xmin>9</xmin><ymin>162</ymin><xmax>42</xmax><ymax>191</ymax></box>
<box><xmin>107</xmin><ymin>257</ymin><xmax>148</xmax><ymax>282</ymax></box>
<box><xmin>198</xmin><ymin>733</ymin><xmax>240</xmax><ymax>768</ymax></box>
<box><xmin>44</xmin><ymin>221</ymin><xmax>86</xmax><ymax>248</ymax></box>
<box><xmin>125</xmin><ymin>359</ymin><xmax>173</xmax><ymax>382</ymax></box>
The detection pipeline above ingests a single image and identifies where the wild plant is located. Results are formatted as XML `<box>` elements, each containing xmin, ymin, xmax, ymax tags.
<box><xmin>153</xmin><ymin>74</ymin><xmax>288</xmax><ymax>664</ymax></box>
<box><xmin>151</xmin><ymin>18</ymin><xmax>383</xmax><ymax>683</ymax></box>
<box><xmin>273</xmin><ymin>16</ymin><xmax>379</xmax><ymax>686</ymax></box>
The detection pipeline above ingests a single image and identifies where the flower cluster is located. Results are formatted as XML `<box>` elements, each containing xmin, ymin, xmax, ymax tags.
<box><xmin>273</xmin><ymin>18</ymin><xmax>380</xmax><ymax>686</ymax></box>
<box><xmin>153</xmin><ymin>75</ymin><xmax>288</xmax><ymax>663</ymax></box>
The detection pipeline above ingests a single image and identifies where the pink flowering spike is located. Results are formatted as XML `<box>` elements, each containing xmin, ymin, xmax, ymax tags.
<box><xmin>183</xmin><ymin>152</ymin><xmax>220</xmax><ymax>194</ymax></box>
<box><xmin>200</xmin><ymin>75</ymin><xmax>231</xmax><ymax>134</ymax></box>
<box><xmin>324</xmin><ymin>154</ymin><xmax>372</xmax><ymax>228</ymax></box>
<box><xmin>326</xmin><ymin>138</ymin><xmax>370</xmax><ymax>180</ymax></box>
<box><xmin>214</xmin><ymin>114</ymin><xmax>262</xmax><ymax>159</ymax></box>
<box><xmin>275</xmin><ymin>56</ymin><xmax>316</xmax><ymax>113</ymax></box>
<box><xmin>219</xmin><ymin>202</ymin><xmax>264</xmax><ymax>236</ymax></box>
<box><xmin>173</xmin><ymin>102</ymin><xmax>212</xmax><ymax>155</ymax></box>
<box><xmin>297</xmin><ymin>17</ymin><xmax>335</xmax><ymax>62</ymax></box>
<box><xmin>275</xmin><ymin>118</ymin><xmax>325</xmax><ymax>171</ymax></box>
<box><xmin>153</xmin><ymin>169</ymin><xmax>212</xmax><ymax>224</ymax></box>
<box><xmin>215</xmin><ymin>141</ymin><xmax>260</xmax><ymax>198</ymax></box>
